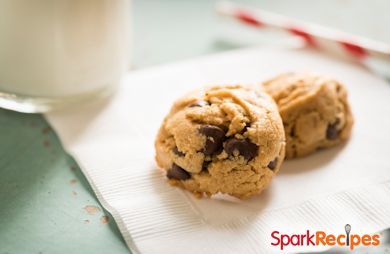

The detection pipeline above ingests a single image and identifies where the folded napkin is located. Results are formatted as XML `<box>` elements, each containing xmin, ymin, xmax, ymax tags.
<box><xmin>46</xmin><ymin>46</ymin><xmax>390</xmax><ymax>253</ymax></box>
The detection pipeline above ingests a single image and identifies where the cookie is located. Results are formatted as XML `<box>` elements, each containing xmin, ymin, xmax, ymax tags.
<box><xmin>263</xmin><ymin>73</ymin><xmax>354</xmax><ymax>159</ymax></box>
<box><xmin>155</xmin><ymin>85</ymin><xmax>285</xmax><ymax>199</ymax></box>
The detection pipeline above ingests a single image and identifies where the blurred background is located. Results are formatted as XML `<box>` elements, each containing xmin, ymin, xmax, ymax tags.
<box><xmin>133</xmin><ymin>0</ymin><xmax>390</xmax><ymax>68</ymax></box>
<box><xmin>1</xmin><ymin>0</ymin><xmax>389</xmax><ymax>253</ymax></box>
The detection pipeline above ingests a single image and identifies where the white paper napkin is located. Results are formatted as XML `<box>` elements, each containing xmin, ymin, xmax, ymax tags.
<box><xmin>46</xmin><ymin>46</ymin><xmax>390</xmax><ymax>254</ymax></box>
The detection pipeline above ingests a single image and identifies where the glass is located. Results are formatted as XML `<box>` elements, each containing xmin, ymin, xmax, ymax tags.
<box><xmin>0</xmin><ymin>0</ymin><xmax>130</xmax><ymax>112</ymax></box>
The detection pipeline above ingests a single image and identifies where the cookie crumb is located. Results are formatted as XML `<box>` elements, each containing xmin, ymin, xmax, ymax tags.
<box><xmin>83</xmin><ymin>205</ymin><xmax>100</xmax><ymax>215</ymax></box>
<box><xmin>42</xmin><ymin>127</ymin><xmax>51</xmax><ymax>134</ymax></box>
<box><xmin>100</xmin><ymin>215</ymin><xmax>109</xmax><ymax>224</ymax></box>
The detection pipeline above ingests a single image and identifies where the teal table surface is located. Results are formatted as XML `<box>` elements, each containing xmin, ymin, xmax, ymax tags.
<box><xmin>1</xmin><ymin>0</ymin><xmax>389</xmax><ymax>253</ymax></box>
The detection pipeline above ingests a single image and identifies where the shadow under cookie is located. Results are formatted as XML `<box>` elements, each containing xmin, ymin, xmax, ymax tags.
<box><xmin>278</xmin><ymin>141</ymin><xmax>348</xmax><ymax>175</ymax></box>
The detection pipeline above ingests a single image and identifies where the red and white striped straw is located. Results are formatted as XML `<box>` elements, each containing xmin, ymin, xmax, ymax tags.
<box><xmin>217</xmin><ymin>1</ymin><xmax>390</xmax><ymax>62</ymax></box>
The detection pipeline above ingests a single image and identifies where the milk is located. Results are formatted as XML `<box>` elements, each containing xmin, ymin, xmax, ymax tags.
<box><xmin>0</xmin><ymin>0</ymin><xmax>129</xmax><ymax>98</ymax></box>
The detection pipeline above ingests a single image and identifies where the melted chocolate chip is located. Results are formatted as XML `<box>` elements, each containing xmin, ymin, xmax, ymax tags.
<box><xmin>172</xmin><ymin>146</ymin><xmax>185</xmax><ymax>157</ymax></box>
<box><xmin>267</xmin><ymin>158</ymin><xmax>278</xmax><ymax>170</ymax></box>
<box><xmin>199</xmin><ymin>125</ymin><xmax>225</xmax><ymax>155</ymax></box>
<box><xmin>224</xmin><ymin>138</ymin><xmax>258</xmax><ymax>161</ymax></box>
<box><xmin>167</xmin><ymin>164</ymin><xmax>191</xmax><ymax>180</ymax></box>
<box><xmin>326</xmin><ymin>123</ymin><xmax>339</xmax><ymax>140</ymax></box>
<box><xmin>189</xmin><ymin>100</ymin><xmax>210</xmax><ymax>108</ymax></box>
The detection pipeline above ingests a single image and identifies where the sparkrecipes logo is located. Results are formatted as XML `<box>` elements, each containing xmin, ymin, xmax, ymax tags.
<box><xmin>271</xmin><ymin>224</ymin><xmax>380</xmax><ymax>250</ymax></box>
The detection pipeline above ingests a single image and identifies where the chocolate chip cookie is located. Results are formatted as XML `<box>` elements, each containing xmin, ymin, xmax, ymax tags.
<box><xmin>155</xmin><ymin>85</ymin><xmax>285</xmax><ymax>199</ymax></box>
<box><xmin>263</xmin><ymin>73</ymin><xmax>354</xmax><ymax>159</ymax></box>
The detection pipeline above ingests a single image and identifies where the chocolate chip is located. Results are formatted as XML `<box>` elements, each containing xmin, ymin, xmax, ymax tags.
<box><xmin>241</xmin><ymin>123</ymin><xmax>251</xmax><ymax>134</ymax></box>
<box><xmin>189</xmin><ymin>100</ymin><xmax>210</xmax><ymax>107</ymax></box>
<box><xmin>326</xmin><ymin>123</ymin><xmax>339</xmax><ymax>140</ymax></box>
<box><xmin>172</xmin><ymin>146</ymin><xmax>185</xmax><ymax>157</ymax></box>
<box><xmin>224</xmin><ymin>138</ymin><xmax>258</xmax><ymax>161</ymax></box>
<box><xmin>166</xmin><ymin>163</ymin><xmax>191</xmax><ymax>180</ymax></box>
<box><xmin>199</xmin><ymin>125</ymin><xmax>225</xmax><ymax>155</ymax></box>
<box><xmin>202</xmin><ymin>161</ymin><xmax>211</xmax><ymax>172</ymax></box>
<box><xmin>289</xmin><ymin>125</ymin><xmax>296</xmax><ymax>138</ymax></box>
<box><xmin>267</xmin><ymin>158</ymin><xmax>278</xmax><ymax>170</ymax></box>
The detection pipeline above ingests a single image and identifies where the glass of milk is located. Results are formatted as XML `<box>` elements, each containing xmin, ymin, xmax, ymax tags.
<box><xmin>0</xmin><ymin>0</ymin><xmax>130</xmax><ymax>113</ymax></box>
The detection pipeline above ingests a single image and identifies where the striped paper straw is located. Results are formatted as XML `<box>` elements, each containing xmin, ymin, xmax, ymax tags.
<box><xmin>217</xmin><ymin>1</ymin><xmax>390</xmax><ymax>62</ymax></box>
